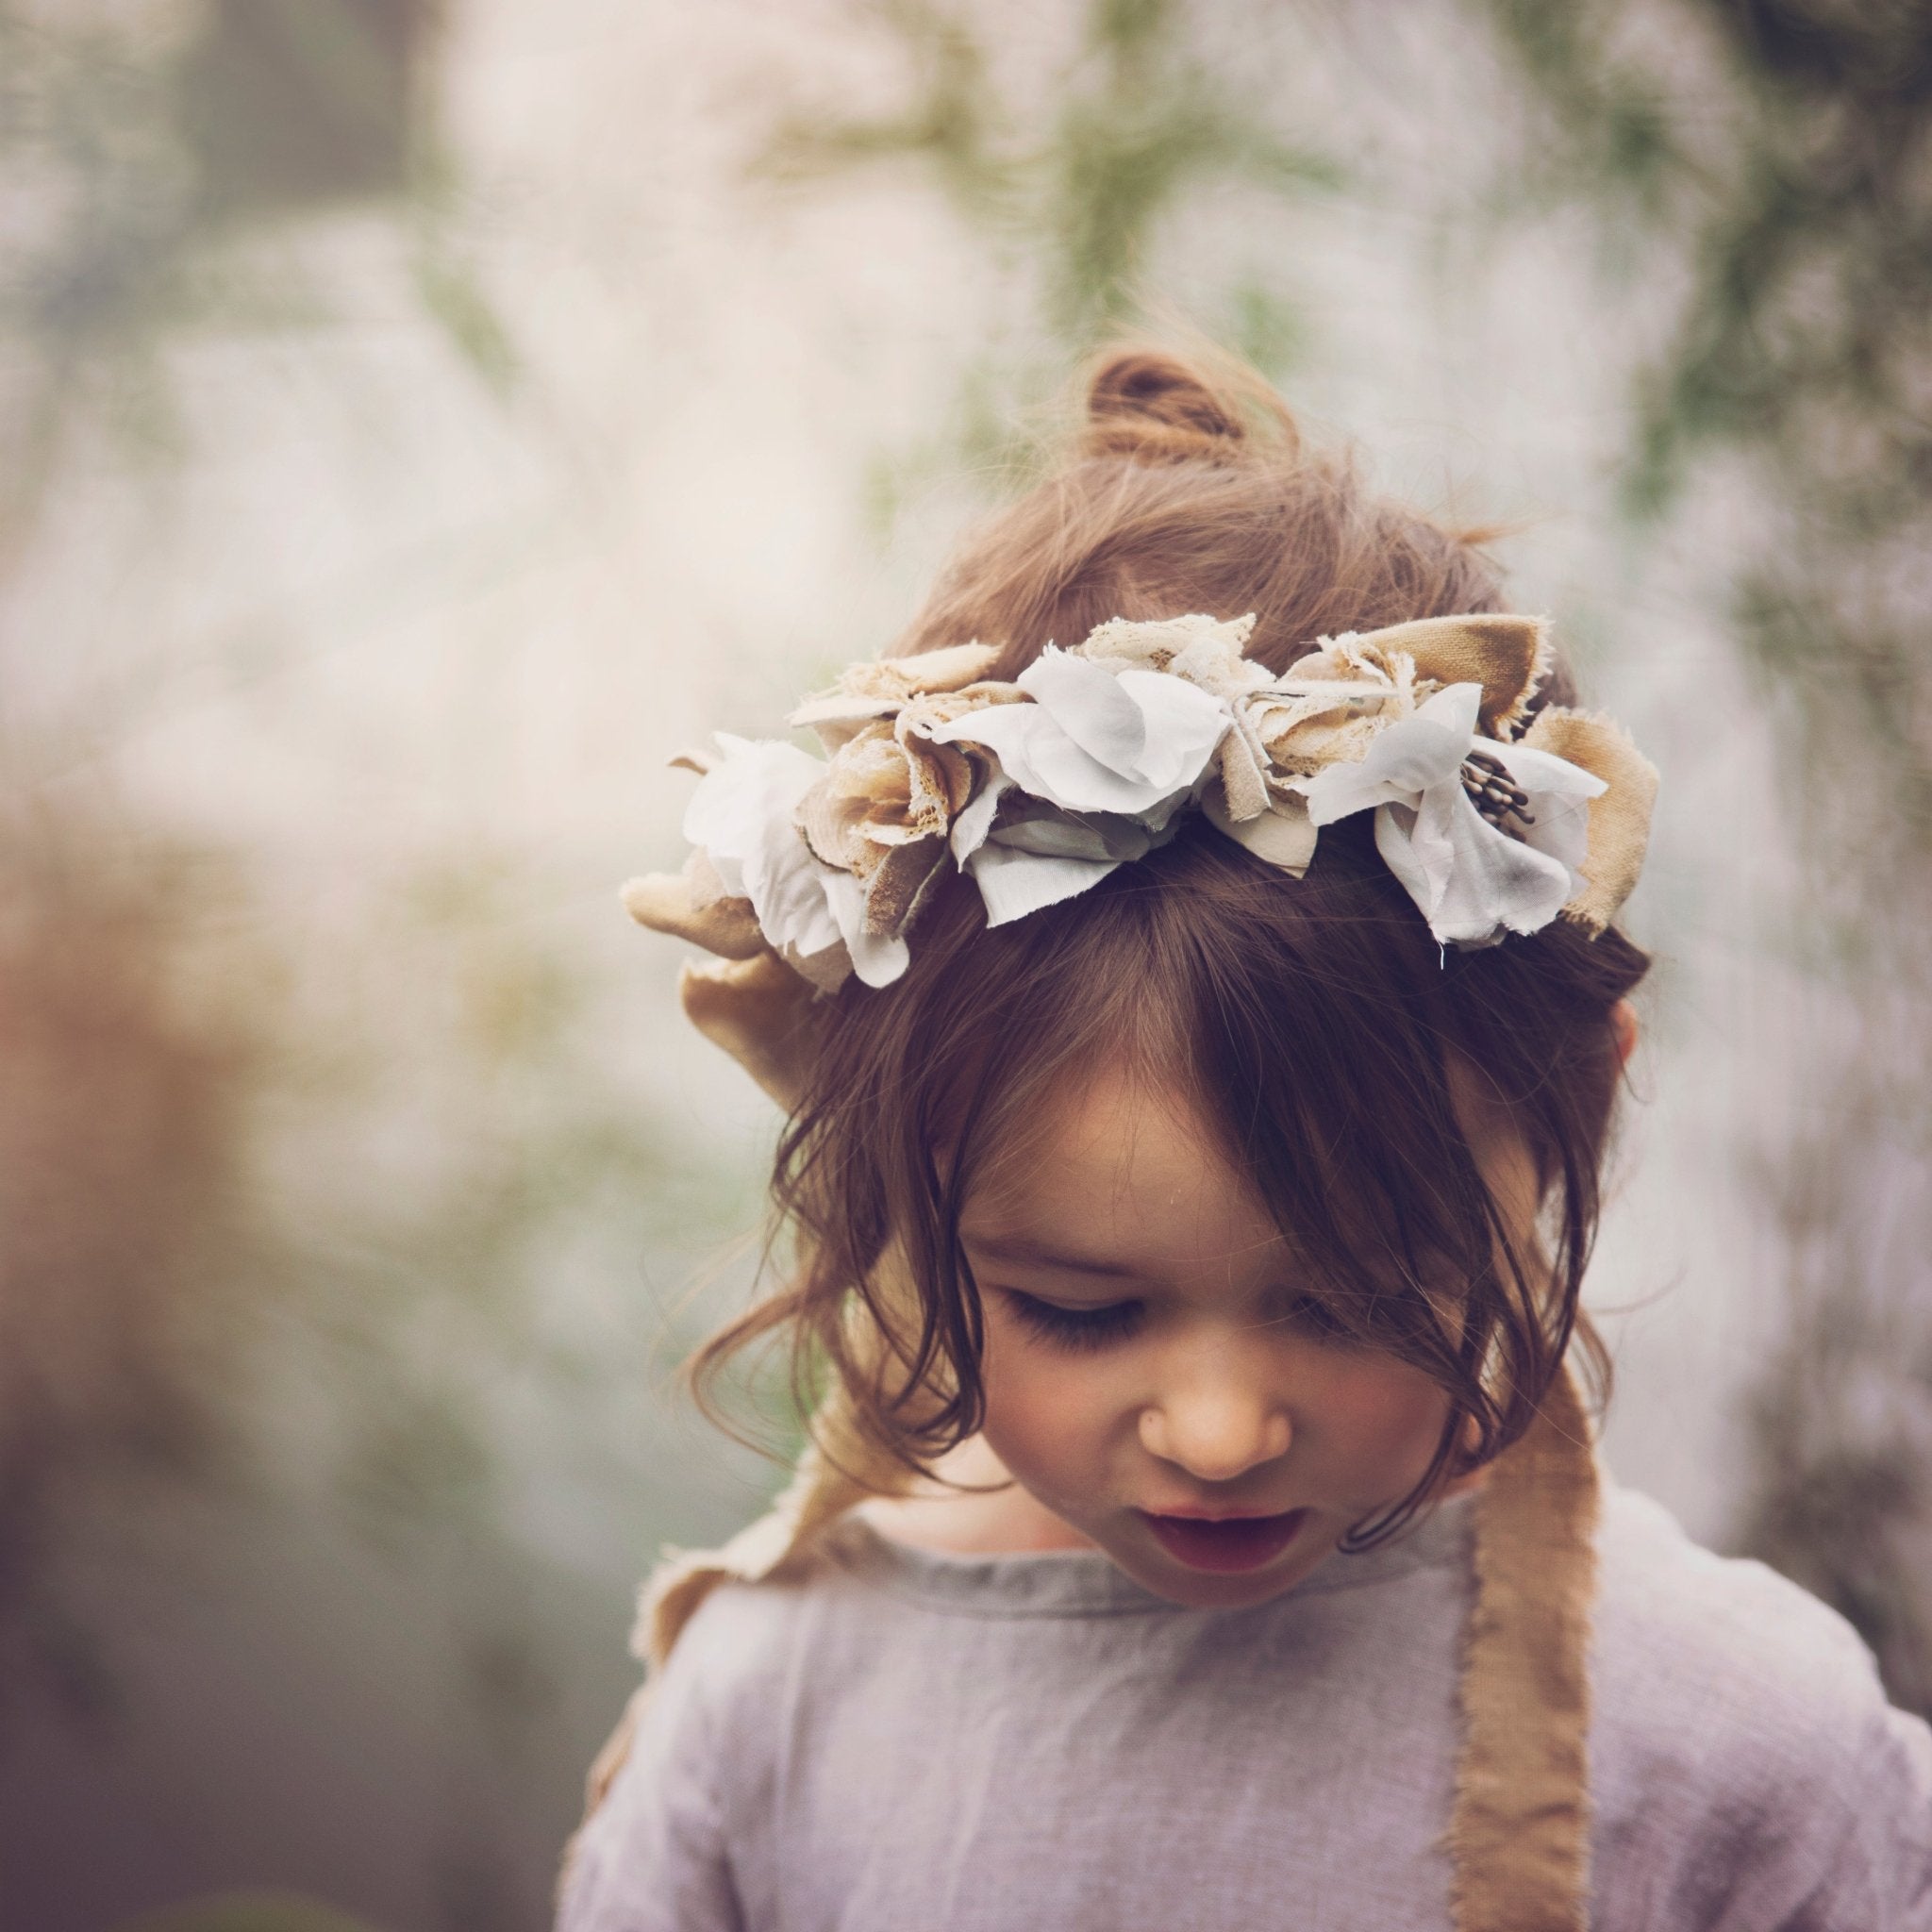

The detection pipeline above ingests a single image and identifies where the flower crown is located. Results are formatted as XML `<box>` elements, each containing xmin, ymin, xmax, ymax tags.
<box><xmin>625</xmin><ymin>611</ymin><xmax>1658</xmax><ymax>992</ymax></box>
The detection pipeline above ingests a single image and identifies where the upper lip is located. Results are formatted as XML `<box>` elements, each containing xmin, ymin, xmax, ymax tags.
<box><xmin>1139</xmin><ymin>1505</ymin><xmax>1303</xmax><ymax>1523</ymax></box>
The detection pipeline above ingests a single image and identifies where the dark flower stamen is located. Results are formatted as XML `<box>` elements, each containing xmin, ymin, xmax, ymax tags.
<box><xmin>1461</xmin><ymin>748</ymin><xmax>1536</xmax><ymax>828</ymax></box>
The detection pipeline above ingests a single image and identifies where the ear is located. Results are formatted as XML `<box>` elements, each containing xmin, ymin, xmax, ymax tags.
<box><xmin>1610</xmin><ymin>998</ymin><xmax>1639</xmax><ymax>1073</ymax></box>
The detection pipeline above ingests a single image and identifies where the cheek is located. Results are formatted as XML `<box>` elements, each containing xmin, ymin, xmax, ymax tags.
<box><xmin>976</xmin><ymin>1327</ymin><xmax>1125</xmax><ymax>1490</ymax></box>
<box><xmin>1311</xmin><ymin>1356</ymin><xmax>1452</xmax><ymax>1485</ymax></box>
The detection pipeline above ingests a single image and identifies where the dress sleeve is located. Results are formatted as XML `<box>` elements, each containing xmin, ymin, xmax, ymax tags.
<box><xmin>1591</xmin><ymin>1491</ymin><xmax>1932</xmax><ymax>1932</ymax></box>
<box><xmin>553</xmin><ymin>1642</ymin><xmax>746</xmax><ymax>1932</ymax></box>
<box><xmin>1634</xmin><ymin>1657</ymin><xmax>1932</xmax><ymax>1931</ymax></box>
<box><xmin>1801</xmin><ymin>1699</ymin><xmax>1932</xmax><ymax>1932</ymax></box>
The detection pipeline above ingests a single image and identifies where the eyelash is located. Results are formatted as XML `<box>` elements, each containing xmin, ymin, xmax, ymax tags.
<box><xmin>998</xmin><ymin>1290</ymin><xmax>1359</xmax><ymax>1355</ymax></box>
<box><xmin>1002</xmin><ymin>1291</ymin><xmax>1145</xmax><ymax>1353</ymax></box>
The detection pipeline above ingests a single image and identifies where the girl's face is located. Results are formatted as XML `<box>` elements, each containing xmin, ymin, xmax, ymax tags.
<box><xmin>958</xmin><ymin>1062</ymin><xmax>1536</xmax><ymax>1611</ymax></box>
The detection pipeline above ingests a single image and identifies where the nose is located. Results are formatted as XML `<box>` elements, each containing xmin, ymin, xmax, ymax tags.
<box><xmin>1138</xmin><ymin>1340</ymin><xmax>1291</xmax><ymax>1484</ymax></box>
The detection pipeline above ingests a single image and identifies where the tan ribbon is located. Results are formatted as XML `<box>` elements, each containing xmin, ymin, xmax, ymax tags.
<box><xmin>1451</xmin><ymin>1360</ymin><xmax>1601</xmax><ymax>1931</ymax></box>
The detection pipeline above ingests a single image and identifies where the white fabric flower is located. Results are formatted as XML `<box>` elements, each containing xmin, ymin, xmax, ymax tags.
<box><xmin>947</xmin><ymin>784</ymin><xmax>1167</xmax><ymax>929</ymax></box>
<box><xmin>923</xmin><ymin>644</ymin><xmax>1231</xmax><ymax>927</ymax></box>
<box><xmin>927</xmin><ymin>645</ymin><xmax>1230</xmax><ymax>817</ymax></box>
<box><xmin>683</xmin><ymin>734</ymin><xmax>908</xmax><ymax>988</ymax></box>
<box><xmin>1295</xmin><ymin>684</ymin><xmax>1606</xmax><ymax>945</ymax></box>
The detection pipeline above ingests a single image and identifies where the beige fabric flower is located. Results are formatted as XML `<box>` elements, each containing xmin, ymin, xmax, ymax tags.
<box><xmin>1204</xmin><ymin>634</ymin><xmax>1421</xmax><ymax>873</ymax></box>
<box><xmin>788</xmin><ymin>641</ymin><xmax>1006</xmax><ymax>750</ymax></box>
<box><xmin>1520</xmin><ymin>706</ymin><xmax>1659</xmax><ymax>936</ymax></box>
<box><xmin>795</xmin><ymin>702</ymin><xmax>1000</xmax><ymax>942</ymax></box>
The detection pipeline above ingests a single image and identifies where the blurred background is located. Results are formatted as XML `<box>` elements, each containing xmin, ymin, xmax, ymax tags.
<box><xmin>1</xmin><ymin>2</ymin><xmax>1927</xmax><ymax>1927</ymax></box>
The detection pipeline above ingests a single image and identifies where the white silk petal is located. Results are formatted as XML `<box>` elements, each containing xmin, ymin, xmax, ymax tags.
<box><xmin>1293</xmin><ymin>692</ymin><xmax>1606</xmax><ymax>944</ymax></box>
<box><xmin>1109</xmin><ymin>669</ymin><xmax>1231</xmax><ymax>792</ymax></box>
<box><xmin>683</xmin><ymin>735</ymin><xmax>845</xmax><ymax>960</ymax></box>
<box><xmin>1374</xmin><ymin>788</ymin><xmax>1574</xmax><ymax>944</ymax></box>
<box><xmin>949</xmin><ymin>770</ymin><xmax>1011</xmax><ymax>862</ymax></box>
<box><xmin>1017</xmin><ymin>647</ymin><xmax>1151</xmax><ymax>771</ymax></box>
<box><xmin>1480</xmin><ymin>738</ymin><xmax>1605</xmax><ymax>799</ymax></box>
<box><xmin>1298</xmin><ymin>684</ymin><xmax>1481</xmax><ymax>826</ymax></box>
<box><xmin>1474</xmin><ymin>735</ymin><xmax>1605</xmax><ymax>899</ymax></box>
<box><xmin>965</xmin><ymin>842</ymin><xmax>1122</xmax><ymax>927</ymax></box>
<box><xmin>1373</xmin><ymin>801</ymin><xmax>1434</xmax><ymax>920</ymax></box>
<box><xmin>930</xmin><ymin>704</ymin><xmax>1144</xmax><ymax>813</ymax></box>
<box><xmin>819</xmin><ymin>869</ymin><xmax>909</xmax><ymax>987</ymax></box>
<box><xmin>1439</xmin><ymin>798</ymin><xmax>1573</xmax><ymax>941</ymax></box>
<box><xmin>934</xmin><ymin>648</ymin><xmax>1229</xmax><ymax>816</ymax></box>
<box><xmin>1523</xmin><ymin>791</ymin><xmax>1593</xmax><ymax>891</ymax></box>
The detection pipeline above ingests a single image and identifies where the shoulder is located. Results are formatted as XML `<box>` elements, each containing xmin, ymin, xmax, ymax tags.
<box><xmin>1589</xmin><ymin>1482</ymin><xmax>1932</xmax><ymax>1921</ymax></box>
<box><xmin>1596</xmin><ymin>1483</ymin><xmax>1860</xmax><ymax>1674</ymax></box>
<box><xmin>641</xmin><ymin>1555</ymin><xmax>823</xmax><ymax>1744</ymax></box>
<box><xmin>1591</xmin><ymin>1482</ymin><xmax>1897</xmax><ymax>1742</ymax></box>
<box><xmin>629</xmin><ymin>1516</ymin><xmax>908</xmax><ymax>1744</ymax></box>
<box><xmin>558</xmin><ymin>1565</ymin><xmax>819</xmax><ymax>1932</ymax></box>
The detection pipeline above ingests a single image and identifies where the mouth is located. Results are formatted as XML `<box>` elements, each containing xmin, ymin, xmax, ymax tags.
<box><xmin>1137</xmin><ymin>1507</ymin><xmax>1309</xmax><ymax>1574</ymax></box>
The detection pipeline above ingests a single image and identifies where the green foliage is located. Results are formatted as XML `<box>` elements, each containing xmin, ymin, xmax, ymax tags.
<box><xmin>114</xmin><ymin>1892</ymin><xmax>391</xmax><ymax>1932</ymax></box>
<box><xmin>1222</xmin><ymin>275</ymin><xmax>1307</xmax><ymax>381</ymax></box>
<box><xmin>0</xmin><ymin>815</ymin><xmax>263</xmax><ymax>1726</ymax></box>
<box><xmin>753</xmin><ymin>0</ymin><xmax>1013</xmax><ymax>219</ymax></box>
<box><xmin>750</xmin><ymin>0</ymin><xmax>1336</xmax><ymax>525</ymax></box>
<box><xmin>411</xmin><ymin>246</ymin><xmax>521</xmax><ymax>397</ymax></box>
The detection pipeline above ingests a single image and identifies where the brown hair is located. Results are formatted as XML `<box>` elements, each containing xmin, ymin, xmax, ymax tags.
<box><xmin>695</xmin><ymin>341</ymin><xmax>1648</xmax><ymax>1541</ymax></box>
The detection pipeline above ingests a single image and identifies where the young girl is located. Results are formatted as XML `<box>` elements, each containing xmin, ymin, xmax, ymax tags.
<box><xmin>560</xmin><ymin>344</ymin><xmax>1932</xmax><ymax>1930</ymax></box>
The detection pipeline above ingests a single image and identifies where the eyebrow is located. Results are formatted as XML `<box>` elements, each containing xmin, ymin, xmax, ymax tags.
<box><xmin>958</xmin><ymin>1233</ymin><xmax>1144</xmax><ymax>1281</ymax></box>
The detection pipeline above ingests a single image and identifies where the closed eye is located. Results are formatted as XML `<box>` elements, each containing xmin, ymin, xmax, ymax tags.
<box><xmin>1001</xmin><ymin>1291</ymin><xmax>1145</xmax><ymax>1353</ymax></box>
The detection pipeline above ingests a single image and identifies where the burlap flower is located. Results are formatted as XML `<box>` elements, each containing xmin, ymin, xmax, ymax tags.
<box><xmin>1207</xmin><ymin>634</ymin><xmax>1424</xmax><ymax>873</ymax></box>
<box><xmin>794</xmin><ymin>709</ymin><xmax>980</xmax><ymax>944</ymax></box>
<box><xmin>786</xmin><ymin>641</ymin><xmax>1006</xmax><ymax>749</ymax></box>
<box><xmin>679</xmin><ymin>734</ymin><xmax>906</xmax><ymax>989</ymax></box>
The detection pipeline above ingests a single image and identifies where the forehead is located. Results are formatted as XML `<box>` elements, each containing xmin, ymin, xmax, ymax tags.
<box><xmin>957</xmin><ymin>1046</ymin><xmax>1541</xmax><ymax>1278</ymax></box>
<box><xmin>961</xmin><ymin>1063</ymin><xmax>1281</xmax><ymax>1271</ymax></box>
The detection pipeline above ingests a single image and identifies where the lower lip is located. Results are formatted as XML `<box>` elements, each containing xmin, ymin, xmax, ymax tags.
<box><xmin>1139</xmin><ymin>1508</ymin><xmax>1309</xmax><ymax>1574</ymax></box>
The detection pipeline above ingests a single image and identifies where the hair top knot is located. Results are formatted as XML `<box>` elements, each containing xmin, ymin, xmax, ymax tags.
<box><xmin>1079</xmin><ymin>346</ymin><xmax>1265</xmax><ymax>466</ymax></box>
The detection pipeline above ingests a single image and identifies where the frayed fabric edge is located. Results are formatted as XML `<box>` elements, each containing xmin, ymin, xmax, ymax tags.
<box><xmin>1448</xmin><ymin>1358</ymin><xmax>1601</xmax><ymax>1932</ymax></box>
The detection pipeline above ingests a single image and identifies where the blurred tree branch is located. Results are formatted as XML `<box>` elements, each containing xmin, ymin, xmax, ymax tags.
<box><xmin>0</xmin><ymin>810</ymin><xmax>263</xmax><ymax>1736</ymax></box>
<box><xmin>1485</xmin><ymin>0</ymin><xmax>1932</xmax><ymax>1709</ymax></box>
<box><xmin>0</xmin><ymin>7</ymin><xmax>705</xmax><ymax>1782</ymax></box>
